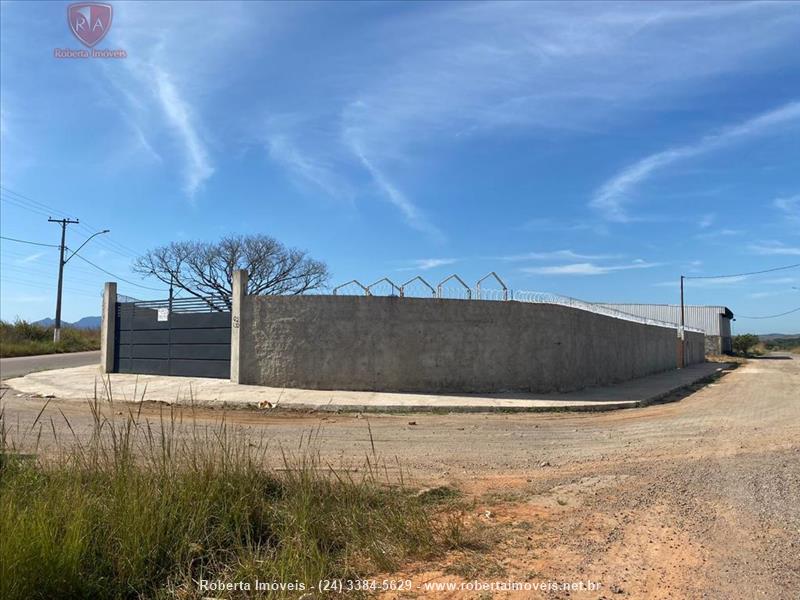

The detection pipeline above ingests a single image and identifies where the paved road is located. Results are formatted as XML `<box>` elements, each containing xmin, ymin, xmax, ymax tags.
<box><xmin>0</xmin><ymin>350</ymin><xmax>99</xmax><ymax>380</ymax></box>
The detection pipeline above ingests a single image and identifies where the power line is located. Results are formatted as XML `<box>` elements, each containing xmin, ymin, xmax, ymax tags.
<box><xmin>0</xmin><ymin>185</ymin><xmax>77</xmax><ymax>219</ymax></box>
<box><xmin>72</xmin><ymin>254</ymin><xmax>166</xmax><ymax>292</ymax></box>
<box><xmin>0</xmin><ymin>235</ymin><xmax>60</xmax><ymax>248</ymax></box>
<box><xmin>1</xmin><ymin>186</ymin><xmax>140</xmax><ymax>260</ymax></box>
<box><xmin>685</xmin><ymin>262</ymin><xmax>800</xmax><ymax>280</ymax></box>
<box><xmin>736</xmin><ymin>306</ymin><xmax>800</xmax><ymax>319</ymax></box>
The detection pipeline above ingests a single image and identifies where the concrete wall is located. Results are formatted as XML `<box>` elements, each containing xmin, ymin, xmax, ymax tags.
<box><xmin>686</xmin><ymin>331</ymin><xmax>706</xmax><ymax>365</ymax></box>
<box><xmin>100</xmin><ymin>282</ymin><xmax>116</xmax><ymax>374</ymax></box>
<box><xmin>238</xmin><ymin>295</ymin><xmax>703</xmax><ymax>394</ymax></box>
<box><xmin>702</xmin><ymin>334</ymin><xmax>732</xmax><ymax>355</ymax></box>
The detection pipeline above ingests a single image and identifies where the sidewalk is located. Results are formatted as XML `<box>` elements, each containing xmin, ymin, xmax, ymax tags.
<box><xmin>3</xmin><ymin>362</ymin><xmax>733</xmax><ymax>413</ymax></box>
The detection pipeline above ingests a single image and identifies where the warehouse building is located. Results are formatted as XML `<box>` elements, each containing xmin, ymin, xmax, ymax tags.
<box><xmin>594</xmin><ymin>303</ymin><xmax>734</xmax><ymax>355</ymax></box>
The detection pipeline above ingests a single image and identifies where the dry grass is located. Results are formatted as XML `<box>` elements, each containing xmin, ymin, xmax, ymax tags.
<box><xmin>0</xmin><ymin>389</ymin><xmax>466</xmax><ymax>599</ymax></box>
<box><xmin>0</xmin><ymin>319</ymin><xmax>100</xmax><ymax>358</ymax></box>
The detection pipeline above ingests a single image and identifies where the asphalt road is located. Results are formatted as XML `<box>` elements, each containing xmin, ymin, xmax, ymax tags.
<box><xmin>0</xmin><ymin>350</ymin><xmax>99</xmax><ymax>380</ymax></box>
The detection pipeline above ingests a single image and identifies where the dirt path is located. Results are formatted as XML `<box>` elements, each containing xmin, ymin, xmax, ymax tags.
<box><xmin>2</xmin><ymin>356</ymin><xmax>798</xmax><ymax>598</ymax></box>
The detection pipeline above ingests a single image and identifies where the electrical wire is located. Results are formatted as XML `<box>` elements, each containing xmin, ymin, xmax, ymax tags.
<box><xmin>736</xmin><ymin>306</ymin><xmax>800</xmax><ymax>319</ymax></box>
<box><xmin>685</xmin><ymin>263</ymin><xmax>800</xmax><ymax>279</ymax></box>
<box><xmin>0</xmin><ymin>235</ymin><xmax>60</xmax><ymax>248</ymax></box>
<box><xmin>1</xmin><ymin>231</ymin><xmax>160</xmax><ymax>293</ymax></box>
<box><xmin>71</xmin><ymin>254</ymin><xmax>166</xmax><ymax>292</ymax></box>
<box><xmin>1</xmin><ymin>186</ymin><xmax>140</xmax><ymax>259</ymax></box>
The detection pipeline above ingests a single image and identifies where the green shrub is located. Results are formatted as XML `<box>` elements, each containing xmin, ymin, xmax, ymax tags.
<box><xmin>0</xmin><ymin>319</ymin><xmax>100</xmax><ymax>357</ymax></box>
<box><xmin>732</xmin><ymin>333</ymin><xmax>760</xmax><ymax>356</ymax></box>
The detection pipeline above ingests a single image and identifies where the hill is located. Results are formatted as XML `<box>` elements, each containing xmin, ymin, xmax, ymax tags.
<box><xmin>33</xmin><ymin>316</ymin><xmax>101</xmax><ymax>329</ymax></box>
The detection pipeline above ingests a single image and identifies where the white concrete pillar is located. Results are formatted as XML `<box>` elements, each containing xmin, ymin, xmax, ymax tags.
<box><xmin>100</xmin><ymin>282</ymin><xmax>117</xmax><ymax>373</ymax></box>
<box><xmin>230</xmin><ymin>270</ymin><xmax>248</xmax><ymax>383</ymax></box>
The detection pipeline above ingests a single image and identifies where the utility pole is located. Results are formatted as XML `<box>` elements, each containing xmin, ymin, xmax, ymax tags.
<box><xmin>48</xmin><ymin>217</ymin><xmax>110</xmax><ymax>343</ymax></box>
<box><xmin>680</xmin><ymin>274</ymin><xmax>686</xmax><ymax>368</ymax></box>
<box><xmin>49</xmin><ymin>217</ymin><xmax>79</xmax><ymax>343</ymax></box>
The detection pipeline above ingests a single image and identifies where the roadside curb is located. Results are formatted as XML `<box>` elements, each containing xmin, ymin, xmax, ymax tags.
<box><xmin>257</xmin><ymin>363</ymin><xmax>739</xmax><ymax>415</ymax></box>
<box><xmin>635</xmin><ymin>363</ymin><xmax>739</xmax><ymax>409</ymax></box>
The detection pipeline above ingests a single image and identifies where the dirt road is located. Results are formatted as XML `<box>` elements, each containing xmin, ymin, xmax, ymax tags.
<box><xmin>2</xmin><ymin>356</ymin><xmax>798</xmax><ymax>598</ymax></box>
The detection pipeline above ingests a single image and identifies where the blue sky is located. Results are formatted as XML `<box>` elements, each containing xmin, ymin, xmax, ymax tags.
<box><xmin>1</xmin><ymin>1</ymin><xmax>799</xmax><ymax>333</ymax></box>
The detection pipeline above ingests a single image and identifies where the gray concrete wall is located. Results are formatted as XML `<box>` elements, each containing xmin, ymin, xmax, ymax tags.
<box><xmin>100</xmin><ymin>282</ymin><xmax>116</xmax><ymax>374</ymax></box>
<box><xmin>686</xmin><ymin>331</ymin><xmax>706</xmax><ymax>364</ymax></box>
<box><xmin>239</xmin><ymin>295</ymin><xmax>703</xmax><ymax>394</ymax></box>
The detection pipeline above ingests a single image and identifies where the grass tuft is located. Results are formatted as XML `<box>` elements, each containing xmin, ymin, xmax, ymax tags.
<box><xmin>0</xmin><ymin>394</ymin><xmax>464</xmax><ymax>599</ymax></box>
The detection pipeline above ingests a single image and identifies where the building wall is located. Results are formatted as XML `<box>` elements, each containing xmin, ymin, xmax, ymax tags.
<box><xmin>596</xmin><ymin>304</ymin><xmax>728</xmax><ymax>335</ymax></box>
<box><xmin>238</xmin><ymin>295</ymin><xmax>702</xmax><ymax>394</ymax></box>
<box><xmin>597</xmin><ymin>303</ymin><xmax>732</xmax><ymax>354</ymax></box>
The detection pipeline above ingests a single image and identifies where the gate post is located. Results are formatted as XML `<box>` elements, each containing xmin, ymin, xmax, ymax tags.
<box><xmin>230</xmin><ymin>270</ymin><xmax>248</xmax><ymax>383</ymax></box>
<box><xmin>100</xmin><ymin>281</ymin><xmax>117</xmax><ymax>374</ymax></box>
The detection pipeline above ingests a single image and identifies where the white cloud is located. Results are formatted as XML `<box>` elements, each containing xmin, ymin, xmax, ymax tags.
<box><xmin>523</xmin><ymin>260</ymin><xmax>660</xmax><ymax>276</ymax></box>
<box><xmin>695</xmin><ymin>228</ymin><xmax>743</xmax><ymax>241</ymax></box>
<box><xmin>17</xmin><ymin>252</ymin><xmax>44</xmax><ymax>264</ymax></box>
<box><xmin>152</xmin><ymin>67</ymin><xmax>214</xmax><ymax>196</ymax></box>
<box><xmin>773</xmin><ymin>194</ymin><xmax>800</xmax><ymax>225</ymax></box>
<box><xmin>266</xmin><ymin>133</ymin><xmax>353</xmax><ymax>201</ymax></box>
<box><xmin>347</xmin><ymin>132</ymin><xmax>443</xmax><ymax>240</ymax></box>
<box><xmin>698</xmin><ymin>213</ymin><xmax>715</xmax><ymax>229</ymax></box>
<box><xmin>253</xmin><ymin>1</ymin><xmax>799</xmax><ymax>235</ymax></box>
<box><xmin>748</xmin><ymin>241</ymin><xmax>800</xmax><ymax>256</ymax></box>
<box><xmin>399</xmin><ymin>258</ymin><xmax>458</xmax><ymax>271</ymax></box>
<box><xmin>591</xmin><ymin>102</ymin><xmax>800</xmax><ymax>221</ymax></box>
<box><xmin>502</xmin><ymin>249</ymin><xmax>619</xmax><ymax>261</ymax></box>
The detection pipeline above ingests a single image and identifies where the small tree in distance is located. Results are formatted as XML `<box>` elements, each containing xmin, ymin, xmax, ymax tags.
<box><xmin>133</xmin><ymin>234</ymin><xmax>330</xmax><ymax>309</ymax></box>
<box><xmin>732</xmin><ymin>333</ymin><xmax>760</xmax><ymax>356</ymax></box>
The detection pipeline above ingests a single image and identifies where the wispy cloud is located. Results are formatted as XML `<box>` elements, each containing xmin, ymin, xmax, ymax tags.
<box><xmin>502</xmin><ymin>249</ymin><xmax>619</xmax><ymax>261</ymax></box>
<box><xmin>152</xmin><ymin>67</ymin><xmax>214</xmax><ymax>196</ymax></box>
<box><xmin>698</xmin><ymin>213</ymin><xmax>715</xmax><ymax>229</ymax></box>
<box><xmin>399</xmin><ymin>258</ymin><xmax>458</xmax><ymax>271</ymax></box>
<box><xmin>17</xmin><ymin>252</ymin><xmax>44</xmax><ymax>264</ymax></box>
<box><xmin>522</xmin><ymin>259</ymin><xmax>659</xmax><ymax>276</ymax></box>
<box><xmin>266</xmin><ymin>133</ymin><xmax>353</xmax><ymax>201</ymax></box>
<box><xmin>347</xmin><ymin>132</ymin><xmax>443</xmax><ymax>240</ymax></box>
<box><xmin>748</xmin><ymin>241</ymin><xmax>800</xmax><ymax>256</ymax></box>
<box><xmin>591</xmin><ymin>102</ymin><xmax>800</xmax><ymax>221</ymax></box>
<box><xmin>773</xmin><ymin>194</ymin><xmax>800</xmax><ymax>226</ymax></box>
<box><xmin>695</xmin><ymin>228</ymin><xmax>743</xmax><ymax>241</ymax></box>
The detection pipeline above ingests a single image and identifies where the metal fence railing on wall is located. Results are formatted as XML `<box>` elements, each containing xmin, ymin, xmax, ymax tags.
<box><xmin>331</xmin><ymin>272</ymin><xmax>704</xmax><ymax>334</ymax></box>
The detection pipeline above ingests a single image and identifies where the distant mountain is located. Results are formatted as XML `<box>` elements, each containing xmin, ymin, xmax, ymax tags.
<box><xmin>33</xmin><ymin>316</ymin><xmax>101</xmax><ymax>329</ymax></box>
<box><xmin>71</xmin><ymin>316</ymin><xmax>102</xmax><ymax>329</ymax></box>
<box><xmin>758</xmin><ymin>333</ymin><xmax>800</xmax><ymax>341</ymax></box>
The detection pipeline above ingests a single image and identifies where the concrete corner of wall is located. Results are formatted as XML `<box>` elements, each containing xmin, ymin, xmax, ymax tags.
<box><xmin>100</xmin><ymin>281</ymin><xmax>117</xmax><ymax>374</ymax></box>
<box><xmin>230</xmin><ymin>270</ymin><xmax>249</xmax><ymax>383</ymax></box>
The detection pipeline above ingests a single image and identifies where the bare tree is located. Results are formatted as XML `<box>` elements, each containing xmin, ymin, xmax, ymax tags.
<box><xmin>133</xmin><ymin>235</ymin><xmax>330</xmax><ymax>309</ymax></box>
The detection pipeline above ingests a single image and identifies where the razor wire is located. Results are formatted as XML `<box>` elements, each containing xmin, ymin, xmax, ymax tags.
<box><xmin>330</xmin><ymin>273</ymin><xmax>703</xmax><ymax>333</ymax></box>
<box><xmin>512</xmin><ymin>291</ymin><xmax>704</xmax><ymax>333</ymax></box>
